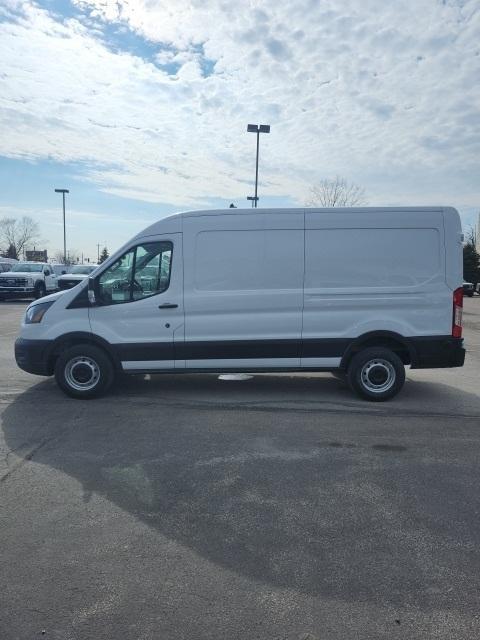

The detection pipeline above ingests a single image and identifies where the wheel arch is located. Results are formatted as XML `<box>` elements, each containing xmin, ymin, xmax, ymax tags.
<box><xmin>34</xmin><ymin>280</ymin><xmax>47</xmax><ymax>296</ymax></box>
<box><xmin>46</xmin><ymin>332</ymin><xmax>121</xmax><ymax>375</ymax></box>
<box><xmin>340</xmin><ymin>331</ymin><xmax>416</xmax><ymax>370</ymax></box>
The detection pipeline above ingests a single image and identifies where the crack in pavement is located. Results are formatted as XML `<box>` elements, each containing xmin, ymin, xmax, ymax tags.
<box><xmin>1</xmin><ymin>436</ymin><xmax>57</xmax><ymax>483</ymax></box>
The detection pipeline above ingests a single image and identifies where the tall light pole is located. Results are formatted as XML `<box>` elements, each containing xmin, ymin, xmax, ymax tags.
<box><xmin>247</xmin><ymin>124</ymin><xmax>270</xmax><ymax>208</ymax></box>
<box><xmin>54</xmin><ymin>188</ymin><xmax>69</xmax><ymax>264</ymax></box>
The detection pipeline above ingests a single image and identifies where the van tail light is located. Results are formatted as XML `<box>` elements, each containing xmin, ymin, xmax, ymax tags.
<box><xmin>452</xmin><ymin>287</ymin><xmax>463</xmax><ymax>338</ymax></box>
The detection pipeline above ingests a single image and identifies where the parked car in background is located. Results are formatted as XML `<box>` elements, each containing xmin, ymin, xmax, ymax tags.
<box><xmin>463</xmin><ymin>281</ymin><xmax>475</xmax><ymax>297</ymax></box>
<box><xmin>57</xmin><ymin>264</ymin><xmax>97</xmax><ymax>290</ymax></box>
<box><xmin>51</xmin><ymin>264</ymin><xmax>68</xmax><ymax>277</ymax></box>
<box><xmin>0</xmin><ymin>258</ymin><xmax>18</xmax><ymax>272</ymax></box>
<box><xmin>0</xmin><ymin>262</ymin><xmax>58</xmax><ymax>300</ymax></box>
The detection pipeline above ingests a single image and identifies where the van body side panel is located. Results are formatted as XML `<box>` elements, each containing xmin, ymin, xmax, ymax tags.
<box><xmin>301</xmin><ymin>209</ymin><xmax>452</xmax><ymax>365</ymax></box>
<box><xmin>182</xmin><ymin>211</ymin><xmax>304</xmax><ymax>367</ymax></box>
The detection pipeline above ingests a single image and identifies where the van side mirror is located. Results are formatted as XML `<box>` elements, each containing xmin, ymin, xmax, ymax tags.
<box><xmin>44</xmin><ymin>270</ymin><xmax>50</xmax><ymax>276</ymax></box>
<box><xmin>88</xmin><ymin>277</ymin><xmax>97</xmax><ymax>305</ymax></box>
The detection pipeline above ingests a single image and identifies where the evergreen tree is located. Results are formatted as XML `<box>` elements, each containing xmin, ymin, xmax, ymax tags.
<box><xmin>5</xmin><ymin>244</ymin><xmax>17</xmax><ymax>259</ymax></box>
<box><xmin>463</xmin><ymin>240</ymin><xmax>480</xmax><ymax>284</ymax></box>
<box><xmin>99</xmin><ymin>247</ymin><xmax>109</xmax><ymax>264</ymax></box>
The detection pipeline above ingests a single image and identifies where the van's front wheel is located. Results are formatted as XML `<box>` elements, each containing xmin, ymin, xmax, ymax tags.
<box><xmin>347</xmin><ymin>347</ymin><xmax>405</xmax><ymax>401</ymax></box>
<box><xmin>54</xmin><ymin>345</ymin><xmax>114</xmax><ymax>399</ymax></box>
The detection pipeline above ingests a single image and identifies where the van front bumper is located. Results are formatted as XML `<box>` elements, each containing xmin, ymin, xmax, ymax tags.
<box><xmin>15</xmin><ymin>338</ymin><xmax>53</xmax><ymax>376</ymax></box>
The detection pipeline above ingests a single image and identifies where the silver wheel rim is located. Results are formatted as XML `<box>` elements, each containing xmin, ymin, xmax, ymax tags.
<box><xmin>360</xmin><ymin>358</ymin><xmax>396</xmax><ymax>394</ymax></box>
<box><xmin>64</xmin><ymin>356</ymin><xmax>100</xmax><ymax>391</ymax></box>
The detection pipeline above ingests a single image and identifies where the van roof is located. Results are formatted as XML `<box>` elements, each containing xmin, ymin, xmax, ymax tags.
<box><xmin>136</xmin><ymin>206</ymin><xmax>453</xmax><ymax>238</ymax></box>
<box><xmin>191</xmin><ymin>206</ymin><xmax>447</xmax><ymax>215</ymax></box>
<box><xmin>164</xmin><ymin>205</ymin><xmax>450</xmax><ymax>221</ymax></box>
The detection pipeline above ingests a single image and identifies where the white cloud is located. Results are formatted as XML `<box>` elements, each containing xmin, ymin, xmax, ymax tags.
<box><xmin>0</xmin><ymin>0</ymin><xmax>478</xmax><ymax>216</ymax></box>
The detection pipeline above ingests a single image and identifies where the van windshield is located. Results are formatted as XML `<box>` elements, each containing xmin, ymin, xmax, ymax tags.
<box><xmin>10</xmin><ymin>263</ymin><xmax>43</xmax><ymax>273</ymax></box>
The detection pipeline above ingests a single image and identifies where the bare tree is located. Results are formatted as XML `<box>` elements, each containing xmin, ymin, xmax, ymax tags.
<box><xmin>305</xmin><ymin>176</ymin><xmax>367</xmax><ymax>207</ymax></box>
<box><xmin>53</xmin><ymin>249</ymin><xmax>80</xmax><ymax>265</ymax></box>
<box><xmin>0</xmin><ymin>216</ymin><xmax>41</xmax><ymax>259</ymax></box>
<box><xmin>53</xmin><ymin>251</ymin><xmax>66</xmax><ymax>264</ymax></box>
<box><xmin>466</xmin><ymin>226</ymin><xmax>477</xmax><ymax>248</ymax></box>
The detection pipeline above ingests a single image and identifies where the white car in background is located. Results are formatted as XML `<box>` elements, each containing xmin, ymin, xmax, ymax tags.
<box><xmin>0</xmin><ymin>258</ymin><xmax>18</xmax><ymax>273</ymax></box>
<box><xmin>57</xmin><ymin>265</ymin><xmax>97</xmax><ymax>290</ymax></box>
<box><xmin>51</xmin><ymin>264</ymin><xmax>68</xmax><ymax>277</ymax></box>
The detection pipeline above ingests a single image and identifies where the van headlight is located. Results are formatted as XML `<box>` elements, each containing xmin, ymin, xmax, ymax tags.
<box><xmin>25</xmin><ymin>301</ymin><xmax>54</xmax><ymax>324</ymax></box>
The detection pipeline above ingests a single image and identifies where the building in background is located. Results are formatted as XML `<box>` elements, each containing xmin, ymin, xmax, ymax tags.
<box><xmin>25</xmin><ymin>249</ymin><xmax>48</xmax><ymax>262</ymax></box>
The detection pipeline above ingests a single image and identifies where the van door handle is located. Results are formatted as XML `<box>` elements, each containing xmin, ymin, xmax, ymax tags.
<box><xmin>158</xmin><ymin>303</ymin><xmax>178</xmax><ymax>309</ymax></box>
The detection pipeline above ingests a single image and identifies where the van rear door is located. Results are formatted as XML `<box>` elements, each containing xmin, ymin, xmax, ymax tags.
<box><xmin>302</xmin><ymin>208</ymin><xmax>449</xmax><ymax>368</ymax></box>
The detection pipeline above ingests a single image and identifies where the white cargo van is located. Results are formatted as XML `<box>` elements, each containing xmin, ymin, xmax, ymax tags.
<box><xmin>15</xmin><ymin>207</ymin><xmax>465</xmax><ymax>401</ymax></box>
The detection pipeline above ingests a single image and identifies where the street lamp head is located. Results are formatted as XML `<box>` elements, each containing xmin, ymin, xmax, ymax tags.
<box><xmin>247</xmin><ymin>124</ymin><xmax>270</xmax><ymax>133</ymax></box>
<box><xmin>54</xmin><ymin>189</ymin><xmax>69</xmax><ymax>193</ymax></box>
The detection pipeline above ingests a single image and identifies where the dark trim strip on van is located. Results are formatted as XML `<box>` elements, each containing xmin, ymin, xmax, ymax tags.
<box><xmin>114</xmin><ymin>338</ymin><xmax>352</xmax><ymax>360</ymax></box>
<box><xmin>113</xmin><ymin>336</ymin><xmax>464</xmax><ymax>368</ymax></box>
<box><xmin>15</xmin><ymin>335</ymin><xmax>465</xmax><ymax>376</ymax></box>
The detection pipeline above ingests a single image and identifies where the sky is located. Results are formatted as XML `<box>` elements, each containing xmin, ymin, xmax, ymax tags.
<box><xmin>0</xmin><ymin>0</ymin><xmax>479</xmax><ymax>260</ymax></box>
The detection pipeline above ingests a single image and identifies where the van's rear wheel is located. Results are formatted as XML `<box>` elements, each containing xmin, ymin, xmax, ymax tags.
<box><xmin>54</xmin><ymin>345</ymin><xmax>114</xmax><ymax>399</ymax></box>
<box><xmin>347</xmin><ymin>347</ymin><xmax>405</xmax><ymax>401</ymax></box>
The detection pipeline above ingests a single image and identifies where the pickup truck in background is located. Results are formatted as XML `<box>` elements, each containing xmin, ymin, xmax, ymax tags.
<box><xmin>0</xmin><ymin>258</ymin><xmax>18</xmax><ymax>273</ymax></box>
<box><xmin>57</xmin><ymin>264</ymin><xmax>97</xmax><ymax>290</ymax></box>
<box><xmin>463</xmin><ymin>281</ymin><xmax>475</xmax><ymax>297</ymax></box>
<box><xmin>0</xmin><ymin>262</ymin><xmax>58</xmax><ymax>300</ymax></box>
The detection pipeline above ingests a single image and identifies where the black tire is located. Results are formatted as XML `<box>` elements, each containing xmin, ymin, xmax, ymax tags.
<box><xmin>34</xmin><ymin>282</ymin><xmax>46</xmax><ymax>299</ymax></box>
<box><xmin>54</xmin><ymin>344</ymin><xmax>115</xmax><ymax>399</ymax></box>
<box><xmin>347</xmin><ymin>347</ymin><xmax>405</xmax><ymax>402</ymax></box>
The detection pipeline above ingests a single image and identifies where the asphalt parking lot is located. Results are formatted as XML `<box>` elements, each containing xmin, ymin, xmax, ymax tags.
<box><xmin>1</xmin><ymin>299</ymin><xmax>480</xmax><ymax>640</ymax></box>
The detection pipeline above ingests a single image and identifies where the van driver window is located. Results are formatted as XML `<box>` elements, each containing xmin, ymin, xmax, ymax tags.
<box><xmin>97</xmin><ymin>241</ymin><xmax>172</xmax><ymax>304</ymax></box>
